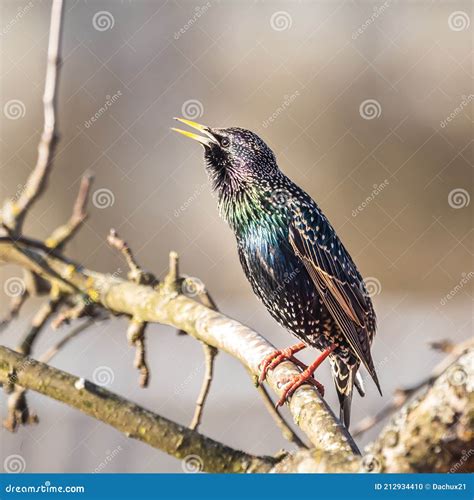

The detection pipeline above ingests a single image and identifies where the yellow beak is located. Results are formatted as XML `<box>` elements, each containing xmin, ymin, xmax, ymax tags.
<box><xmin>171</xmin><ymin>117</ymin><xmax>218</xmax><ymax>147</ymax></box>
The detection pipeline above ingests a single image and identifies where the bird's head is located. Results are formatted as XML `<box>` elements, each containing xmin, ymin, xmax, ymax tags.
<box><xmin>172</xmin><ymin>118</ymin><xmax>279</xmax><ymax>200</ymax></box>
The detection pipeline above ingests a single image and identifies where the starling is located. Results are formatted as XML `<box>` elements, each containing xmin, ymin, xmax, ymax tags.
<box><xmin>172</xmin><ymin>118</ymin><xmax>382</xmax><ymax>427</ymax></box>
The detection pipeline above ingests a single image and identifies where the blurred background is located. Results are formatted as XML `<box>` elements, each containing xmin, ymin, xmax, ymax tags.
<box><xmin>0</xmin><ymin>0</ymin><xmax>472</xmax><ymax>472</ymax></box>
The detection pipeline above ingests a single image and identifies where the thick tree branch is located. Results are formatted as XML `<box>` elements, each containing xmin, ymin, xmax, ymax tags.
<box><xmin>0</xmin><ymin>345</ymin><xmax>276</xmax><ymax>473</ymax></box>
<box><xmin>366</xmin><ymin>346</ymin><xmax>474</xmax><ymax>473</ymax></box>
<box><xmin>0</xmin><ymin>238</ymin><xmax>359</xmax><ymax>456</ymax></box>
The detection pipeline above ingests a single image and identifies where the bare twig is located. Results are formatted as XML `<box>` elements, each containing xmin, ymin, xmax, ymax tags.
<box><xmin>45</xmin><ymin>175</ymin><xmax>93</xmax><ymax>250</ymax></box>
<box><xmin>18</xmin><ymin>297</ymin><xmax>62</xmax><ymax>355</ymax></box>
<box><xmin>1</xmin><ymin>0</ymin><xmax>64</xmax><ymax>233</ymax></box>
<box><xmin>0</xmin><ymin>291</ymin><xmax>29</xmax><ymax>332</ymax></box>
<box><xmin>189</xmin><ymin>342</ymin><xmax>218</xmax><ymax>430</ymax></box>
<box><xmin>108</xmin><ymin>229</ymin><xmax>156</xmax><ymax>285</ymax></box>
<box><xmin>127</xmin><ymin>319</ymin><xmax>150</xmax><ymax>388</ymax></box>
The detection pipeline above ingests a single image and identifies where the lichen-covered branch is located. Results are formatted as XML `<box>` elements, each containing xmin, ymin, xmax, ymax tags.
<box><xmin>0</xmin><ymin>345</ymin><xmax>276</xmax><ymax>473</ymax></box>
<box><xmin>0</xmin><ymin>238</ymin><xmax>359</xmax><ymax>456</ymax></box>
<box><xmin>366</xmin><ymin>346</ymin><xmax>473</xmax><ymax>473</ymax></box>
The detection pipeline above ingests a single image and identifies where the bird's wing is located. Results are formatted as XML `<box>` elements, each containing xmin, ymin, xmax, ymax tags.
<box><xmin>288</xmin><ymin>203</ymin><xmax>380</xmax><ymax>391</ymax></box>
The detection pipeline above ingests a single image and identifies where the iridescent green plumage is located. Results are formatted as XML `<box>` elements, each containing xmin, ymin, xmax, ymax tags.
<box><xmin>174</xmin><ymin>121</ymin><xmax>382</xmax><ymax>427</ymax></box>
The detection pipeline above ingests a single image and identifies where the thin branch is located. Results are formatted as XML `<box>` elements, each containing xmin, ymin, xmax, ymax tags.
<box><xmin>127</xmin><ymin>319</ymin><xmax>150</xmax><ymax>388</ymax></box>
<box><xmin>18</xmin><ymin>297</ymin><xmax>62</xmax><ymax>355</ymax></box>
<box><xmin>45</xmin><ymin>175</ymin><xmax>93</xmax><ymax>250</ymax></box>
<box><xmin>0</xmin><ymin>291</ymin><xmax>29</xmax><ymax>332</ymax></box>
<box><xmin>0</xmin><ymin>345</ymin><xmax>276</xmax><ymax>473</ymax></box>
<box><xmin>1</xmin><ymin>0</ymin><xmax>64</xmax><ymax>233</ymax></box>
<box><xmin>108</xmin><ymin>229</ymin><xmax>156</xmax><ymax>285</ymax></box>
<box><xmin>189</xmin><ymin>342</ymin><xmax>218</xmax><ymax>431</ymax></box>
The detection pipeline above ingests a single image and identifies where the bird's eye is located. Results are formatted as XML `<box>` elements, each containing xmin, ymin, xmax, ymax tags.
<box><xmin>220</xmin><ymin>137</ymin><xmax>230</xmax><ymax>148</ymax></box>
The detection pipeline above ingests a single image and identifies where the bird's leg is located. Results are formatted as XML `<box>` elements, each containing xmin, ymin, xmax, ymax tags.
<box><xmin>258</xmin><ymin>342</ymin><xmax>306</xmax><ymax>384</ymax></box>
<box><xmin>276</xmin><ymin>344</ymin><xmax>337</xmax><ymax>407</ymax></box>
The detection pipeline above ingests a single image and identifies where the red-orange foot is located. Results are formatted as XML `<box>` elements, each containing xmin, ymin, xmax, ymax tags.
<box><xmin>258</xmin><ymin>342</ymin><xmax>306</xmax><ymax>384</ymax></box>
<box><xmin>275</xmin><ymin>344</ymin><xmax>337</xmax><ymax>407</ymax></box>
<box><xmin>276</xmin><ymin>371</ymin><xmax>325</xmax><ymax>407</ymax></box>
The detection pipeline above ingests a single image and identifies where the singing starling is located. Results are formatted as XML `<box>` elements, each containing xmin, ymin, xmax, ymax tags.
<box><xmin>172</xmin><ymin>118</ymin><xmax>382</xmax><ymax>427</ymax></box>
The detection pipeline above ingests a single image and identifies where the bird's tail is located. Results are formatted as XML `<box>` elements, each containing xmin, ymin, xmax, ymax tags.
<box><xmin>331</xmin><ymin>359</ymin><xmax>362</xmax><ymax>428</ymax></box>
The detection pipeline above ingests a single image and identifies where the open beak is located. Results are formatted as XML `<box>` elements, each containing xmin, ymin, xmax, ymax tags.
<box><xmin>171</xmin><ymin>118</ymin><xmax>218</xmax><ymax>147</ymax></box>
